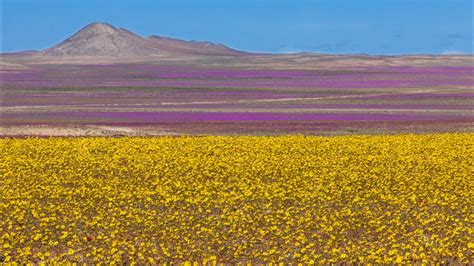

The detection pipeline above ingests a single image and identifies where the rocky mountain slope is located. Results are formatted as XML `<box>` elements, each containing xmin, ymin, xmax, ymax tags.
<box><xmin>41</xmin><ymin>22</ymin><xmax>245</xmax><ymax>57</ymax></box>
<box><xmin>147</xmin><ymin>35</ymin><xmax>245</xmax><ymax>56</ymax></box>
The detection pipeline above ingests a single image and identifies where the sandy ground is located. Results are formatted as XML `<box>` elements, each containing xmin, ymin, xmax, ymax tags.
<box><xmin>0</xmin><ymin>125</ymin><xmax>179</xmax><ymax>137</ymax></box>
<box><xmin>2</xmin><ymin>122</ymin><xmax>472</xmax><ymax>137</ymax></box>
<box><xmin>3</xmin><ymin>53</ymin><xmax>473</xmax><ymax>69</ymax></box>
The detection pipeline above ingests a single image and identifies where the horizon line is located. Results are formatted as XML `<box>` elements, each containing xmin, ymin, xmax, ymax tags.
<box><xmin>1</xmin><ymin>21</ymin><xmax>473</xmax><ymax>57</ymax></box>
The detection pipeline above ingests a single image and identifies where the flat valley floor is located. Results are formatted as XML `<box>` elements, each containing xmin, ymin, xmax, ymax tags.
<box><xmin>1</xmin><ymin>54</ymin><xmax>473</xmax><ymax>136</ymax></box>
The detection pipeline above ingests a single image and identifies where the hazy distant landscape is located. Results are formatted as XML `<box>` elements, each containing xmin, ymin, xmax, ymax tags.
<box><xmin>1</xmin><ymin>23</ymin><xmax>472</xmax><ymax>136</ymax></box>
<box><xmin>2</xmin><ymin>67</ymin><xmax>472</xmax><ymax>135</ymax></box>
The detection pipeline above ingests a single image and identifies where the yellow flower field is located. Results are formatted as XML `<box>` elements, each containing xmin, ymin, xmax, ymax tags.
<box><xmin>1</xmin><ymin>134</ymin><xmax>473</xmax><ymax>264</ymax></box>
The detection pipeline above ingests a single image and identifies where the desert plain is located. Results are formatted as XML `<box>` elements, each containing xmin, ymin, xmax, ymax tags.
<box><xmin>1</xmin><ymin>23</ymin><xmax>472</xmax><ymax>136</ymax></box>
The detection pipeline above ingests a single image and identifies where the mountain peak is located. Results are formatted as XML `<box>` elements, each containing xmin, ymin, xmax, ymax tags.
<box><xmin>80</xmin><ymin>22</ymin><xmax>118</xmax><ymax>34</ymax></box>
<box><xmin>87</xmin><ymin>22</ymin><xmax>114</xmax><ymax>27</ymax></box>
<box><xmin>42</xmin><ymin>22</ymin><xmax>158</xmax><ymax>57</ymax></box>
<box><xmin>41</xmin><ymin>22</ymin><xmax>246</xmax><ymax>57</ymax></box>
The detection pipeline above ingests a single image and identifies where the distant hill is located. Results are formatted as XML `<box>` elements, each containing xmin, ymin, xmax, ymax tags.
<box><xmin>41</xmin><ymin>22</ymin><xmax>246</xmax><ymax>57</ymax></box>
<box><xmin>147</xmin><ymin>35</ymin><xmax>246</xmax><ymax>56</ymax></box>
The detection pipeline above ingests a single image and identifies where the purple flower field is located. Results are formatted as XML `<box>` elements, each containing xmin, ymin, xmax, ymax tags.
<box><xmin>1</xmin><ymin>63</ymin><xmax>473</xmax><ymax>134</ymax></box>
<box><xmin>6</xmin><ymin>111</ymin><xmax>469</xmax><ymax>122</ymax></box>
<box><xmin>2</xmin><ymin>65</ymin><xmax>473</xmax><ymax>89</ymax></box>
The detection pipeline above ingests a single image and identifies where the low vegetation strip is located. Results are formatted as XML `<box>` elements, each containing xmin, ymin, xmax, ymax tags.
<box><xmin>1</xmin><ymin>134</ymin><xmax>473</xmax><ymax>264</ymax></box>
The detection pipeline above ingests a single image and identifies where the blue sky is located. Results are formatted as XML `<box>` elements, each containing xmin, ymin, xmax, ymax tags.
<box><xmin>1</xmin><ymin>0</ymin><xmax>473</xmax><ymax>55</ymax></box>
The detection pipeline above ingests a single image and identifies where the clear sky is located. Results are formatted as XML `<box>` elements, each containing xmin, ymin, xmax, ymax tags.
<box><xmin>1</xmin><ymin>0</ymin><xmax>473</xmax><ymax>55</ymax></box>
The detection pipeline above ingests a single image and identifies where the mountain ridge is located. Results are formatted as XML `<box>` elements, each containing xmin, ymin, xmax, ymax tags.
<box><xmin>146</xmin><ymin>35</ymin><xmax>247</xmax><ymax>56</ymax></box>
